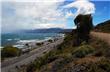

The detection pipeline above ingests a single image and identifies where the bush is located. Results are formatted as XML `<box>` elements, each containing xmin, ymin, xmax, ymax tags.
<box><xmin>26</xmin><ymin>51</ymin><xmax>57</xmax><ymax>72</ymax></box>
<box><xmin>1</xmin><ymin>46</ymin><xmax>21</xmax><ymax>58</ymax></box>
<box><xmin>57</xmin><ymin>34</ymin><xmax>77</xmax><ymax>50</ymax></box>
<box><xmin>72</xmin><ymin>45</ymin><xmax>95</xmax><ymax>58</ymax></box>
<box><xmin>36</xmin><ymin>42</ymin><xmax>44</xmax><ymax>46</ymax></box>
<box><xmin>87</xmin><ymin>58</ymin><xmax>110</xmax><ymax>72</ymax></box>
<box><xmin>90</xmin><ymin>37</ymin><xmax>110</xmax><ymax>57</ymax></box>
<box><xmin>25</xmin><ymin>43</ymin><xmax>29</xmax><ymax>47</ymax></box>
<box><xmin>97</xmin><ymin>58</ymin><xmax>110</xmax><ymax>72</ymax></box>
<box><xmin>48</xmin><ymin>39</ymin><xmax>53</xmax><ymax>43</ymax></box>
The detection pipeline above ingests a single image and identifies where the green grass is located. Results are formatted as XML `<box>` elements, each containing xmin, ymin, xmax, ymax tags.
<box><xmin>26</xmin><ymin>51</ymin><xmax>58</xmax><ymax>72</ymax></box>
<box><xmin>72</xmin><ymin>45</ymin><xmax>95</xmax><ymax>58</ymax></box>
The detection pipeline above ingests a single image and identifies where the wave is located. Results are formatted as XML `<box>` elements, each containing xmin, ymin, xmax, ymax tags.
<box><xmin>7</xmin><ymin>39</ymin><xmax>13</xmax><ymax>41</ymax></box>
<box><xmin>7</xmin><ymin>38</ymin><xmax>20</xmax><ymax>41</ymax></box>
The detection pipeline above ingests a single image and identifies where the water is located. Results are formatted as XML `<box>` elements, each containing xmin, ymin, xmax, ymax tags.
<box><xmin>1</xmin><ymin>32</ymin><xmax>63</xmax><ymax>48</ymax></box>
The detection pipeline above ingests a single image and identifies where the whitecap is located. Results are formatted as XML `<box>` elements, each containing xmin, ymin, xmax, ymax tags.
<box><xmin>7</xmin><ymin>39</ymin><xmax>13</xmax><ymax>41</ymax></box>
<box><xmin>13</xmin><ymin>45</ymin><xmax>24</xmax><ymax>48</ymax></box>
<box><xmin>16</xmin><ymin>39</ymin><xmax>41</xmax><ymax>44</ymax></box>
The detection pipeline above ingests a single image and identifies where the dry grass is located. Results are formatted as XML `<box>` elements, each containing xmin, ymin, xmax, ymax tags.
<box><xmin>74</xmin><ymin>56</ymin><xmax>104</xmax><ymax>64</ymax></box>
<box><xmin>91</xmin><ymin>32</ymin><xmax>110</xmax><ymax>46</ymax></box>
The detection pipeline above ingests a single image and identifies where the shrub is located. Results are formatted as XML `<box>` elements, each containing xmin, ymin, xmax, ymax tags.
<box><xmin>57</xmin><ymin>34</ymin><xmax>77</xmax><ymax>50</ymax></box>
<box><xmin>1</xmin><ymin>46</ymin><xmax>21</xmax><ymax>57</ymax></box>
<box><xmin>26</xmin><ymin>51</ymin><xmax>57</xmax><ymax>72</ymax></box>
<box><xmin>48</xmin><ymin>39</ymin><xmax>53</xmax><ymax>43</ymax></box>
<box><xmin>90</xmin><ymin>37</ymin><xmax>110</xmax><ymax>57</ymax></box>
<box><xmin>97</xmin><ymin>58</ymin><xmax>110</xmax><ymax>72</ymax></box>
<box><xmin>87</xmin><ymin>58</ymin><xmax>110</xmax><ymax>72</ymax></box>
<box><xmin>25</xmin><ymin>43</ymin><xmax>29</xmax><ymax>47</ymax></box>
<box><xmin>72</xmin><ymin>45</ymin><xmax>95</xmax><ymax>58</ymax></box>
<box><xmin>36</xmin><ymin>42</ymin><xmax>44</xmax><ymax>46</ymax></box>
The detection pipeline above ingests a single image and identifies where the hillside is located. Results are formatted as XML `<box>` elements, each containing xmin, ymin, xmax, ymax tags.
<box><xmin>16</xmin><ymin>20</ymin><xmax>110</xmax><ymax>72</ymax></box>
<box><xmin>24</xmin><ymin>29</ymin><xmax>110</xmax><ymax>72</ymax></box>
<box><xmin>94</xmin><ymin>20</ymin><xmax>110</xmax><ymax>33</ymax></box>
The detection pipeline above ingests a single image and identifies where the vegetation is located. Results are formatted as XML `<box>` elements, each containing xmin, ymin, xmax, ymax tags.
<box><xmin>25</xmin><ymin>43</ymin><xmax>29</xmax><ymax>47</ymax></box>
<box><xmin>2</xmin><ymin>20</ymin><xmax>110</xmax><ymax>72</ymax></box>
<box><xmin>48</xmin><ymin>39</ymin><xmax>53</xmax><ymax>43</ymax></box>
<box><xmin>74</xmin><ymin>14</ymin><xmax>93</xmax><ymax>45</ymax></box>
<box><xmin>72</xmin><ymin>44</ymin><xmax>95</xmax><ymax>58</ymax></box>
<box><xmin>23</xmin><ymin>20</ymin><xmax>110</xmax><ymax>72</ymax></box>
<box><xmin>94</xmin><ymin>20</ymin><xmax>110</xmax><ymax>33</ymax></box>
<box><xmin>26</xmin><ymin>51</ymin><xmax>57</xmax><ymax>72</ymax></box>
<box><xmin>36</xmin><ymin>42</ymin><xmax>44</xmax><ymax>46</ymax></box>
<box><xmin>1</xmin><ymin>46</ymin><xmax>21</xmax><ymax>58</ymax></box>
<box><xmin>24</xmin><ymin>31</ymin><xmax>110</xmax><ymax>72</ymax></box>
<box><xmin>86</xmin><ymin>57</ymin><xmax>110</xmax><ymax>72</ymax></box>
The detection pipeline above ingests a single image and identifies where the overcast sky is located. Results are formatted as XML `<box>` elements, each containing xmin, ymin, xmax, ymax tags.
<box><xmin>1</xmin><ymin>0</ymin><xmax>110</xmax><ymax>33</ymax></box>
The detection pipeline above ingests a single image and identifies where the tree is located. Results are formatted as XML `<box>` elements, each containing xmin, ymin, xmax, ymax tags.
<box><xmin>74</xmin><ymin>14</ymin><xmax>93</xmax><ymax>45</ymax></box>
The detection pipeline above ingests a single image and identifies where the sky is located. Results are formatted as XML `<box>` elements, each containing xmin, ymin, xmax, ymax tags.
<box><xmin>1</xmin><ymin>0</ymin><xmax>110</xmax><ymax>33</ymax></box>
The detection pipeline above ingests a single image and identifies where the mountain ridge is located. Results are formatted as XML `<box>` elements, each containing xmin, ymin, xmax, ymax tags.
<box><xmin>23</xmin><ymin>28</ymin><xmax>73</xmax><ymax>33</ymax></box>
<box><xmin>94</xmin><ymin>20</ymin><xmax>110</xmax><ymax>33</ymax></box>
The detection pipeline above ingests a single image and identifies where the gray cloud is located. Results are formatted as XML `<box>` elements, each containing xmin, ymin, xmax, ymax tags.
<box><xmin>2</xmin><ymin>0</ymin><xmax>66</xmax><ymax>33</ymax></box>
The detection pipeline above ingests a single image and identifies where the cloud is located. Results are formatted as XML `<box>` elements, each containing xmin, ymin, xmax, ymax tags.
<box><xmin>2</xmin><ymin>0</ymin><xmax>64</xmax><ymax>2</ymax></box>
<box><xmin>2</xmin><ymin>0</ymin><xmax>67</xmax><ymax>33</ymax></box>
<box><xmin>64</xmin><ymin>0</ymin><xmax>95</xmax><ymax>18</ymax></box>
<box><xmin>30</xmin><ymin>23</ymin><xmax>66</xmax><ymax>29</ymax></box>
<box><xmin>14</xmin><ymin>2</ymin><xmax>65</xmax><ymax>22</ymax></box>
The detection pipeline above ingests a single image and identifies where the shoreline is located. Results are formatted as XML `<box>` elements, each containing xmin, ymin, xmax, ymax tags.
<box><xmin>1</xmin><ymin>37</ymin><xmax>64</xmax><ymax>72</ymax></box>
<box><xmin>1</xmin><ymin>33</ymin><xmax>65</xmax><ymax>49</ymax></box>
<box><xmin>1</xmin><ymin>36</ymin><xmax>64</xmax><ymax>62</ymax></box>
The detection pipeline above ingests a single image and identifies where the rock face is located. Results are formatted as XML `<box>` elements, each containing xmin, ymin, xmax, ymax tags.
<box><xmin>74</xmin><ymin>14</ymin><xmax>93</xmax><ymax>45</ymax></box>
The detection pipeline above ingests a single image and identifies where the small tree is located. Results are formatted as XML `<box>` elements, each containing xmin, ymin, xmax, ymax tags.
<box><xmin>74</xmin><ymin>14</ymin><xmax>93</xmax><ymax>45</ymax></box>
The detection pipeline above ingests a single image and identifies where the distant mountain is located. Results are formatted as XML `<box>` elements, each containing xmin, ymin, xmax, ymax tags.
<box><xmin>94</xmin><ymin>20</ymin><xmax>110</xmax><ymax>33</ymax></box>
<box><xmin>24</xmin><ymin>28</ymin><xmax>73</xmax><ymax>33</ymax></box>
